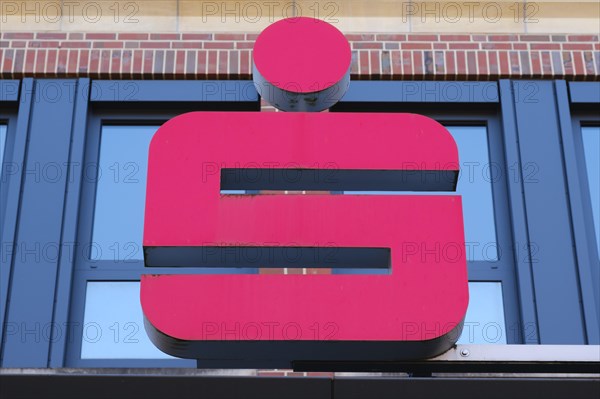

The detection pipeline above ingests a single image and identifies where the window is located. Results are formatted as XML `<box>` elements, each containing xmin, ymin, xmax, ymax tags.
<box><xmin>91</xmin><ymin>126</ymin><xmax>159</xmax><ymax>261</ymax></box>
<box><xmin>0</xmin><ymin>124</ymin><xmax>6</xmax><ymax>176</ymax></box>
<box><xmin>581</xmin><ymin>127</ymin><xmax>600</xmax><ymax>256</ymax></box>
<box><xmin>81</xmin><ymin>282</ymin><xmax>175</xmax><ymax>359</ymax></box>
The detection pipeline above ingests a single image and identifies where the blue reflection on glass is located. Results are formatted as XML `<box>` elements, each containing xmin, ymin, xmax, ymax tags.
<box><xmin>0</xmin><ymin>124</ymin><xmax>6</xmax><ymax>177</ymax></box>
<box><xmin>582</xmin><ymin>127</ymin><xmax>600</xmax><ymax>256</ymax></box>
<box><xmin>91</xmin><ymin>126</ymin><xmax>158</xmax><ymax>260</ymax></box>
<box><xmin>457</xmin><ymin>282</ymin><xmax>507</xmax><ymax>344</ymax></box>
<box><xmin>81</xmin><ymin>281</ymin><xmax>195</xmax><ymax>361</ymax></box>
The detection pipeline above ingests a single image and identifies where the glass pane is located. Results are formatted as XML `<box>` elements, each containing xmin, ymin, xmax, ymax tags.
<box><xmin>81</xmin><ymin>281</ymin><xmax>195</xmax><ymax>362</ymax></box>
<box><xmin>457</xmin><ymin>282</ymin><xmax>507</xmax><ymax>344</ymax></box>
<box><xmin>582</xmin><ymin>127</ymin><xmax>600</xmax><ymax>256</ymax></box>
<box><xmin>449</xmin><ymin>126</ymin><xmax>497</xmax><ymax>261</ymax></box>
<box><xmin>0</xmin><ymin>124</ymin><xmax>6</xmax><ymax>177</ymax></box>
<box><xmin>91</xmin><ymin>126</ymin><xmax>158</xmax><ymax>260</ymax></box>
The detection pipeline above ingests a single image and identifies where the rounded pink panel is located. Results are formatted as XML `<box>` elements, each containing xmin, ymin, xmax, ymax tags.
<box><xmin>253</xmin><ymin>17</ymin><xmax>352</xmax><ymax>112</ymax></box>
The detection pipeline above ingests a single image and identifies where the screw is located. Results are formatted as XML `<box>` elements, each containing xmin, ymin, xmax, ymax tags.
<box><xmin>460</xmin><ymin>348</ymin><xmax>470</xmax><ymax>357</ymax></box>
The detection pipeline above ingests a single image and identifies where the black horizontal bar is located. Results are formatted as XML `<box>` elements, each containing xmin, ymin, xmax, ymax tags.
<box><xmin>220</xmin><ymin>169</ymin><xmax>458</xmax><ymax>192</ymax></box>
<box><xmin>144</xmin><ymin>246</ymin><xmax>390</xmax><ymax>269</ymax></box>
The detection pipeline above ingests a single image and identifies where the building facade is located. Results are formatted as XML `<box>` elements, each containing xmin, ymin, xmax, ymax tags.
<box><xmin>0</xmin><ymin>1</ymin><xmax>599</xmax><ymax>398</ymax></box>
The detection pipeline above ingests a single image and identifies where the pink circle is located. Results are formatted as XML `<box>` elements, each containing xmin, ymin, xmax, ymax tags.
<box><xmin>253</xmin><ymin>17</ymin><xmax>351</xmax><ymax>94</ymax></box>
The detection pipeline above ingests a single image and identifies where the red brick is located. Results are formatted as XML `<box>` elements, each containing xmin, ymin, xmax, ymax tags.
<box><xmin>239</xmin><ymin>50</ymin><xmax>250</xmax><ymax>76</ymax></box>
<box><xmin>568</xmin><ymin>35</ymin><xmax>598</xmax><ymax>42</ymax></box>
<box><xmin>573</xmin><ymin>51</ymin><xmax>585</xmax><ymax>75</ymax></box>
<box><xmin>61</xmin><ymin>41</ymin><xmax>91</xmax><ymax>49</ymax></box>
<box><xmin>215</xmin><ymin>34</ymin><xmax>245</xmax><ymax>40</ymax></box>
<box><xmin>449</xmin><ymin>43</ymin><xmax>479</xmax><ymax>50</ymax></box>
<box><xmin>445</xmin><ymin>51</ymin><xmax>456</xmax><ymax>76</ymax></box>
<box><xmin>401</xmin><ymin>43</ymin><xmax>432</xmax><ymax>50</ymax></box>
<box><xmin>499</xmin><ymin>51</ymin><xmax>509</xmax><ymax>76</ymax></box>
<box><xmin>583</xmin><ymin>52</ymin><xmax>595</xmax><ymax>75</ymax></box>
<box><xmin>143</xmin><ymin>50</ymin><xmax>153</xmax><ymax>75</ymax></box>
<box><xmin>99</xmin><ymin>50</ymin><xmax>111</xmax><ymax>78</ymax></box>
<box><xmin>229</xmin><ymin>50</ymin><xmax>239</xmax><ymax>76</ymax></box>
<box><xmin>150</xmin><ymin>33</ymin><xmax>180</xmax><ymax>40</ymax></box>
<box><xmin>236</xmin><ymin>42</ymin><xmax>255</xmax><ymax>49</ymax></box>
<box><xmin>489</xmin><ymin>35</ymin><xmax>518</xmax><ymax>42</ymax></box>
<box><xmin>467</xmin><ymin>52</ymin><xmax>477</xmax><ymax>75</ymax></box>
<box><xmin>351</xmin><ymin>51</ymin><xmax>359</xmax><ymax>75</ymax></box>
<box><xmin>408</xmin><ymin>34</ymin><xmax>438</xmax><ymax>41</ymax></box>
<box><xmin>57</xmin><ymin>49</ymin><xmax>68</xmax><ymax>73</ymax></box>
<box><xmin>456</xmin><ymin>51</ymin><xmax>466</xmax><ymax>76</ymax></box>
<box><xmin>11</xmin><ymin>41</ymin><xmax>26</xmax><ymax>48</ymax></box>
<box><xmin>359</xmin><ymin>51</ymin><xmax>369</xmax><ymax>75</ymax></box>
<box><xmin>79</xmin><ymin>50</ymin><xmax>89</xmax><ymax>74</ymax></box>
<box><xmin>119</xmin><ymin>33</ymin><xmax>149</xmax><ymax>40</ymax></box>
<box><xmin>541</xmin><ymin>51</ymin><xmax>552</xmax><ymax>75</ymax></box>
<box><xmin>13</xmin><ymin>50</ymin><xmax>24</xmax><ymax>76</ymax></box>
<box><xmin>86</xmin><ymin>33</ymin><xmax>116</xmax><ymax>40</ymax></box>
<box><xmin>402</xmin><ymin>51</ymin><xmax>412</xmax><ymax>75</ymax></box>
<box><xmin>68</xmin><ymin>33</ymin><xmax>84</xmax><ymax>40</ymax></box>
<box><xmin>140</xmin><ymin>42</ymin><xmax>170</xmax><ymax>49</ymax></box>
<box><xmin>530</xmin><ymin>51</ymin><xmax>541</xmax><ymax>76</ymax></box>
<box><xmin>172</xmin><ymin>42</ymin><xmax>203</xmax><ymax>49</ymax></box>
<box><xmin>196</xmin><ymin>51</ymin><xmax>207</xmax><ymax>77</ymax></box>
<box><xmin>370</xmin><ymin>50</ymin><xmax>381</xmax><ymax>75</ymax></box>
<box><xmin>472</xmin><ymin>35</ymin><xmax>487</xmax><ymax>42</ymax></box>
<box><xmin>353</xmin><ymin>42</ymin><xmax>383</xmax><ymax>49</ymax></box>
<box><xmin>509</xmin><ymin>51</ymin><xmax>520</xmax><ymax>74</ymax></box>
<box><xmin>482</xmin><ymin>43</ymin><xmax>511</xmax><ymax>50</ymax></box>
<box><xmin>0</xmin><ymin>41</ymin><xmax>9</xmax><ymax>48</ymax></box>
<box><xmin>68</xmin><ymin>50</ymin><xmax>79</xmax><ymax>75</ymax></box>
<box><xmin>36</xmin><ymin>32</ymin><xmax>67</xmax><ymax>40</ymax></box>
<box><xmin>2</xmin><ymin>50</ymin><xmax>14</xmax><ymax>76</ymax></box>
<box><xmin>48</xmin><ymin>50</ymin><xmax>58</xmax><ymax>76</ymax></box>
<box><xmin>375</xmin><ymin>34</ymin><xmax>406</xmax><ymax>41</ymax></box>
<box><xmin>24</xmin><ymin>49</ymin><xmax>35</xmax><ymax>73</ymax></box>
<box><xmin>93</xmin><ymin>42</ymin><xmax>124</xmax><ymax>49</ymax></box>
<box><xmin>89</xmin><ymin>50</ymin><xmax>100</xmax><ymax>76</ymax></box>
<box><xmin>563</xmin><ymin>51</ymin><xmax>574</xmax><ymax>75</ymax></box>
<box><xmin>552</xmin><ymin>35</ymin><xmax>567</xmax><ymax>42</ymax></box>
<box><xmin>207</xmin><ymin>50</ymin><xmax>218</xmax><ymax>78</ymax></box>
<box><xmin>183</xmin><ymin>33</ymin><xmax>213</xmax><ymax>40</ymax></box>
<box><xmin>204</xmin><ymin>42</ymin><xmax>235</xmax><ymax>49</ymax></box>
<box><xmin>122</xmin><ymin>50</ymin><xmax>133</xmax><ymax>77</ymax></box>
<box><xmin>413</xmin><ymin>51</ymin><xmax>423</xmax><ymax>76</ymax></box>
<box><xmin>166</xmin><ymin>50</ymin><xmax>177</xmax><ymax>76</ymax></box>
<box><xmin>477</xmin><ymin>51</ymin><xmax>487</xmax><ymax>75</ymax></box>
<box><xmin>433</xmin><ymin>43</ymin><xmax>447</xmax><ymax>50</ymax></box>
<box><xmin>563</xmin><ymin>44</ymin><xmax>594</xmax><ymax>51</ymax></box>
<box><xmin>3</xmin><ymin>32</ymin><xmax>33</xmax><ymax>39</ymax></box>
<box><xmin>124</xmin><ymin>42</ymin><xmax>139</xmax><ymax>49</ymax></box>
<box><xmin>530</xmin><ymin>43</ymin><xmax>561</xmax><ymax>50</ymax></box>
<box><xmin>29</xmin><ymin>41</ymin><xmax>60</xmax><ymax>49</ymax></box>
<box><xmin>218</xmin><ymin>50</ymin><xmax>228</xmax><ymax>76</ymax></box>
<box><xmin>519</xmin><ymin>35</ymin><xmax>550</xmax><ymax>42</ymax></box>
<box><xmin>488</xmin><ymin>51</ymin><xmax>499</xmax><ymax>76</ymax></box>
<box><xmin>345</xmin><ymin>34</ymin><xmax>375</xmax><ymax>41</ymax></box>
<box><xmin>513</xmin><ymin>43</ymin><xmax>527</xmax><ymax>50</ymax></box>
<box><xmin>175</xmin><ymin>50</ymin><xmax>185</xmax><ymax>77</ymax></box>
<box><xmin>440</xmin><ymin>35</ymin><xmax>471</xmax><ymax>41</ymax></box>
<box><xmin>133</xmin><ymin>50</ymin><xmax>143</xmax><ymax>75</ymax></box>
<box><xmin>245</xmin><ymin>33</ymin><xmax>259</xmax><ymax>41</ymax></box>
<box><xmin>35</xmin><ymin>49</ymin><xmax>46</xmax><ymax>74</ymax></box>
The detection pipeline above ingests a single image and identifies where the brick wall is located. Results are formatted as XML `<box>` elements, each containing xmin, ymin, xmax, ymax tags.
<box><xmin>1</xmin><ymin>32</ymin><xmax>598</xmax><ymax>79</ymax></box>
